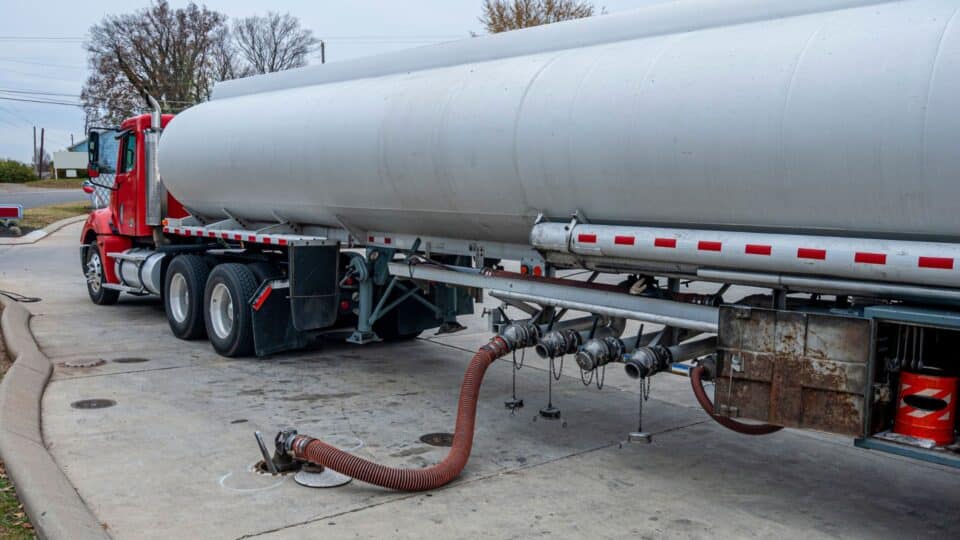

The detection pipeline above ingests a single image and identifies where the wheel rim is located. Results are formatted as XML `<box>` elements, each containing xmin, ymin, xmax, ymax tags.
<box><xmin>168</xmin><ymin>273</ymin><xmax>189</xmax><ymax>323</ymax></box>
<box><xmin>85</xmin><ymin>251</ymin><xmax>103</xmax><ymax>293</ymax></box>
<box><xmin>209</xmin><ymin>282</ymin><xmax>234</xmax><ymax>340</ymax></box>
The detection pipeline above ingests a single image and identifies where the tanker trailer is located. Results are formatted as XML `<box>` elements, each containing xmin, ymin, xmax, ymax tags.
<box><xmin>80</xmin><ymin>0</ymin><xmax>960</xmax><ymax>491</ymax></box>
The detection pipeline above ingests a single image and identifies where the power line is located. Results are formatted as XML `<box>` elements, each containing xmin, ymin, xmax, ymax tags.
<box><xmin>0</xmin><ymin>102</ymin><xmax>32</xmax><ymax>124</ymax></box>
<box><xmin>0</xmin><ymin>36</ymin><xmax>85</xmax><ymax>42</ymax></box>
<box><xmin>0</xmin><ymin>96</ymin><xmax>81</xmax><ymax>107</ymax></box>
<box><xmin>0</xmin><ymin>66</ymin><xmax>84</xmax><ymax>83</ymax></box>
<box><xmin>0</xmin><ymin>88</ymin><xmax>80</xmax><ymax>98</ymax></box>
<box><xmin>0</xmin><ymin>57</ymin><xmax>86</xmax><ymax>71</ymax></box>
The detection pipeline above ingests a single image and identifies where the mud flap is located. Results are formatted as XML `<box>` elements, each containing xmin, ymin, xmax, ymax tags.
<box><xmin>288</xmin><ymin>244</ymin><xmax>340</xmax><ymax>332</ymax></box>
<box><xmin>251</xmin><ymin>280</ymin><xmax>308</xmax><ymax>357</ymax></box>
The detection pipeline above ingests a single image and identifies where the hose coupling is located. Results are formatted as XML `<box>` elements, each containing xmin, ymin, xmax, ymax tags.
<box><xmin>499</xmin><ymin>321</ymin><xmax>541</xmax><ymax>352</ymax></box>
<box><xmin>575</xmin><ymin>337</ymin><xmax>626</xmax><ymax>371</ymax></box>
<box><xmin>624</xmin><ymin>346</ymin><xmax>671</xmax><ymax>379</ymax></box>
<box><xmin>535</xmin><ymin>329</ymin><xmax>582</xmax><ymax>359</ymax></box>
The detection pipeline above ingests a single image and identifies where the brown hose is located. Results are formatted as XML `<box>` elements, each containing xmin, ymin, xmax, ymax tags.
<box><xmin>288</xmin><ymin>337</ymin><xmax>512</xmax><ymax>491</ymax></box>
<box><xmin>689</xmin><ymin>365</ymin><xmax>783</xmax><ymax>436</ymax></box>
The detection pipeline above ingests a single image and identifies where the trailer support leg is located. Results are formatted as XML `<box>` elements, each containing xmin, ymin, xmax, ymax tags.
<box><xmin>347</xmin><ymin>264</ymin><xmax>381</xmax><ymax>345</ymax></box>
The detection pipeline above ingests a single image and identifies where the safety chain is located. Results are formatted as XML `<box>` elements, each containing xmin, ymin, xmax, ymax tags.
<box><xmin>637</xmin><ymin>375</ymin><xmax>652</xmax><ymax>433</ymax></box>
<box><xmin>595</xmin><ymin>363</ymin><xmax>606</xmax><ymax>390</ymax></box>
<box><xmin>579</xmin><ymin>364</ymin><xmax>594</xmax><ymax>386</ymax></box>
<box><xmin>551</xmin><ymin>355</ymin><xmax>564</xmax><ymax>380</ymax></box>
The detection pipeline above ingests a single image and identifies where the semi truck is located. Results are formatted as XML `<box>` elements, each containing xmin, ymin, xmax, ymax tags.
<box><xmin>81</xmin><ymin>0</ymin><xmax>959</xmax><ymax>490</ymax></box>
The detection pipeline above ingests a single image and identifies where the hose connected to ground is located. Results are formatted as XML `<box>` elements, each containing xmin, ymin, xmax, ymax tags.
<box><xmin>689</xmin><ymin>365</ymin><xmax>783</xmax><ymax>436</ymax></box>
<box><xmin>285</xmin><ymin>333</ymin><xmax>520</xmax><ymax>491</ymax></box>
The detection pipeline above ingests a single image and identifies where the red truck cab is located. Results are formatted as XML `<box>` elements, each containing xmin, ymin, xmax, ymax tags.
<box><xmin>80</xmin><ymin>113</ymin><xmax>186</xmax><ymax>302</ymax></box>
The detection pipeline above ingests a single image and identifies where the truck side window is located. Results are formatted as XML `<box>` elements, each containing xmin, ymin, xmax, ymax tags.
<box><xmin>121</xmin><ymin>132</ymin><xmax>137</xmax><ymax>173</ymax></box>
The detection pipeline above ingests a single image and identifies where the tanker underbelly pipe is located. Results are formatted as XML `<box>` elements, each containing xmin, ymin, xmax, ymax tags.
<box><xmin>281</xmin><ymin>324</ymin><xmax>538</xmax><ymax>491</ymax></box>
<box><xmin>689</xmin><ymin>365</ymin><xmax>782</xmax><ymax>436</ymax></box>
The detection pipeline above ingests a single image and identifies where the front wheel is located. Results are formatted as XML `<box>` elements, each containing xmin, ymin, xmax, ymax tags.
<box><xmin>204</xmin><ymin>263</ymin><xmax>258</xmax><ymax>357</ymax></box>
<box><xmin>84</xmin><ymin>241</ymin><xmax>120</xmax><ymax>305</ymax></box>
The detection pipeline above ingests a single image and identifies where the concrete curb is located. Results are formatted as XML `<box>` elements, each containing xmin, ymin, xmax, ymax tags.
<box><xmin>0</xmin><ymin>297</ymin><xmax>109</xmax><ymax>539</ymax></box>
<box><xmin>0</xmin><ymin>215</ymin><xmax>87</xmax><ymax>246</ymax></box>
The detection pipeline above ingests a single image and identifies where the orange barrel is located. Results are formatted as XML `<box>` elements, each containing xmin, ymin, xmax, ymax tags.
<box><xmin>893</xmin><ymin>371</ymin><xmax>958</xmax><ymax>446</ymax></box>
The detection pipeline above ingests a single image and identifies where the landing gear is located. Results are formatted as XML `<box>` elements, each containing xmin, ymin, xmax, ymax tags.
<box><xmin>84</xmin><ymin>241</ymin><xmax>120</xmax><ymax>305</ymax></box>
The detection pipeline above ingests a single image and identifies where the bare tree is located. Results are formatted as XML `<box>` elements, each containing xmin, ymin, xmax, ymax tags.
<box><xmin>82</xmin><ymin>1</ymin><xmax>230</xmax><ymax>125</ymax></box>
<box><xmin>480</xmin><ymin>0</ymin><xmax>597</xmax><ymax>33</ymax></box>
<box><xmin>232</xmin><ymin>12</ymin><xmax>318</xmax><ymax>75</ymax></box>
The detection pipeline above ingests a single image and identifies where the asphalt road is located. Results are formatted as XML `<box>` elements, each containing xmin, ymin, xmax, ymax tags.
<box><xmin>0</xmin><ymin>186</ymin><xmax>87</xmax><ymax>209</ymax></box>
<box><xmin>1</xmin><ymin>223</ymin><xmax>958</xmax><ymax>539</ymax></box>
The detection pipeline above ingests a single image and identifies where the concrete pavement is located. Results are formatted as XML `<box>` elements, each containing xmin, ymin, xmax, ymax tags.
<box><xmin>0</xmin><ymin>223</ymin><xmax>958</xmax><ymax>539</ymax></box>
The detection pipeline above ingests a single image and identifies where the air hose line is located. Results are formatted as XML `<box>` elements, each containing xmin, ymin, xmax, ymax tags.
<box><xmin>286</xmin><ymin>336</ymin><xmax>514</xmax><ymax>491</ymax></box>
<box><xmin>689</xmin><ymin>365</ymin><xmax>783</xmax><ymax>436</ymax></box>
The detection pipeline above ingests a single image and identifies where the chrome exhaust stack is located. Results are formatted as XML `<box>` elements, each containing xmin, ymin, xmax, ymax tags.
<box><xmin>145</xmin><ymin>95</ymin><xmax>165</xmax><ymax>228</ymax></box>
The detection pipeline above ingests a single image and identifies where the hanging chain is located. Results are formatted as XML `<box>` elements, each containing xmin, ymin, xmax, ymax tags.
<box><xmin>595</xmin><ymin>363</ymin><xmax>606</xmax><ymax>390</ymax></box>
<box><xmin>513</xmin><ymin>348</ymin><xmax>526</xmax><ymax>371</ymax></box>
<box><xmin>636</xmin><ymin>375</ymin><xmax>652</xmax><ymax>433</ymax></box>
<box><xmin>579</xmin><ymin>365</ymin><xmax>594</xmax><ymax>386</ymax></box>
<box><xmin>551</xmin><ymin>354</ymin><xmax>564</xmax><ymax>380</ymax></box>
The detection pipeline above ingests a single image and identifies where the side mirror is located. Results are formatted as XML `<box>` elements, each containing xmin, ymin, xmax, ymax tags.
<box><xmin>87</xmin><ymin>130</ymin><xmax>100</xmax><ymax>177</ymax></box>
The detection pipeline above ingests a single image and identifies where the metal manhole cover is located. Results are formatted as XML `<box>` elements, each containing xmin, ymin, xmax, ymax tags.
<box><xmin>419</xmin><ymin>432</ymin><xmax>454</xmax><ymax>447</ymax></box>
<box><xmin>71</xmin><ymin>399</ymin><xmax>116</xmax><ymax>410</ymax></box>
<box><xmin>63</xmin><ymin>358</ymin><xmax>106</xmax><ymax>368</ymax></box>
<box><xmin>113</xmin><ymin>357</ymin><xmax>149</xmax><ymax>364</ymax></box>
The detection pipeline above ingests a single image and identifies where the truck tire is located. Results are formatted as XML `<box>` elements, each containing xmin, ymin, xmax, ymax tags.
<box><xmin>165</xmin><ymin>255</ymin><xmax>210</xmax><ymax>340</ymax></box>
<box><xmin>84</xmin><ymin>241</ymin><xmax>120</xmax><ymax>305</ymax></box>
<box><xmin>204</xmin><ymin>263</ymin><xmax>257</xmax><ymax>357</ymax></box>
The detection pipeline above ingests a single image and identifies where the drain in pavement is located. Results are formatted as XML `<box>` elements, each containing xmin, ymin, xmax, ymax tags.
<box><xmin>253</xmin><ymin>460</ymin><xmax>301</xmax><ymax>476</ymax></box>
<box><xmin>419</xmin><ymin>432</ymin><xmax>454</xmax><ymax>447</ymax></box>
<box><xmin>71</xmin><ymin>399</ymin><xmax>116</xmax><ymax>410</ymax></box>
<box><xmin>113</xmin><ymin>357</ymin><xmax>149</xmax><ymax>364</ymax></box>
<box><xmin>62</xmin><ymin>358</ymin><xmax>106</xmax><ymax>368</ymax></box>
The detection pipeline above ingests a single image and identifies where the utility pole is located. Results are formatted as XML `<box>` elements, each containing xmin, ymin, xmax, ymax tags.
<box><xmin>33</xmin><ymin>126</ymin><xmax>37</xmax><ymax>176</ymax></box>
<box><xmin>71</xmin><ymin>133</ymin><xmax>74</xmax><ymax>146</ymax></box>
<box><xmin>38</xmin><ymin>128</ymin><xmax>45</xmax><ymax>179</ymax></box>
<box><xmin>320</xmin><ymin>40</ymin><xmax>326</xmax><ymax>64</ymax></box>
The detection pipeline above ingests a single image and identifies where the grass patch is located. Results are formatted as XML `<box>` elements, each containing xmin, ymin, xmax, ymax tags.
<box><xmin>0</xmin><ymin>463</ymin><xmax>34</xmax><ymax>539</ymax></box>
<box><xmin>0</xmin><ymin>307</ymin><xmax>36</xmax><ymax>538</ymax></box>
<box><xmin>19</xmin><ymin>202</ymin><xmax>90</xmax><ymax>231</ymax></box>
<box><xmin>22</xmin><ymin>178</ymin><xmax>86</xmax><ymax>190</ymax></box>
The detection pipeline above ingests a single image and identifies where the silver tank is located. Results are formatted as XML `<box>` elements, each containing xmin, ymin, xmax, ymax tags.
<box><xmin>159</xmin><ymin>0</ymin><xmax>960</xmax><ymax>245</ymax></box>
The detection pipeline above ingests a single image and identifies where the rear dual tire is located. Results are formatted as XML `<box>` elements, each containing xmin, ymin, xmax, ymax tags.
<box><xmin>203</xmin><ymin>263</ymin><xmax>258</xmax><ymax>358</ymax></box>
<box><xmin>165</xmin><ymin>255</ymin><xmax>209</xmax><ymax>340</ymax></box>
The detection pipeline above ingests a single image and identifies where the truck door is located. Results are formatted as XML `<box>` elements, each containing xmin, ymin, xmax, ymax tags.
<box><xmin>112</xmin><ymin>131</ymin><xmax>140</xmax><ymax>235</ymax></box>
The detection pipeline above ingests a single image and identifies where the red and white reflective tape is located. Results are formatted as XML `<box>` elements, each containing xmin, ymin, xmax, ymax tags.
<box><xmin>531</xmin><ymin>223</ymin><xmax>960</xmax><ymax>289</ymax></box>
<box><xmin>367</xmin><ymin>235</ymin><xmax>393</xmax><ymax>245</ymax></box>
<box><xmin>162</xmin><ymin>225</ymin><xmax>314</xmax><ymax>247</ymax></box>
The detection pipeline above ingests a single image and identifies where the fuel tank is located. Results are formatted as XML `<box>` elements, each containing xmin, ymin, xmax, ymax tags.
<box><xmin>159</xmin><ymin>0</ymin><xmax>960</xmax><ymax>245</ymax></box>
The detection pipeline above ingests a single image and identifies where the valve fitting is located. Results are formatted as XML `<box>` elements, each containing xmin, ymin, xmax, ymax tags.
<box><xmin>575</xmin><ymin>337</ymin><xmax>626</xmax><ymax>371</ymax></box>
<box><xmin>535</xmin><ymin>329</ymin><xmax>582</xmax><ymax>359</ymax></box>
<box><xmin>498</xmin><ymin>321</ymin><xmax>541</xmax><ymax>352</ymax></box>
<box><xmin>623</xmin><ymin>346</ymin><xmax>671</xmax><ymax>379</ymax></box>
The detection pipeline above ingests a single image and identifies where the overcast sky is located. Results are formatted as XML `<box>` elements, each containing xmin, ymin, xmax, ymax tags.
<box><xmin>0</xmin><ymin>0</ymin><xmax>667</xmax><ymax>162</ymax></box>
